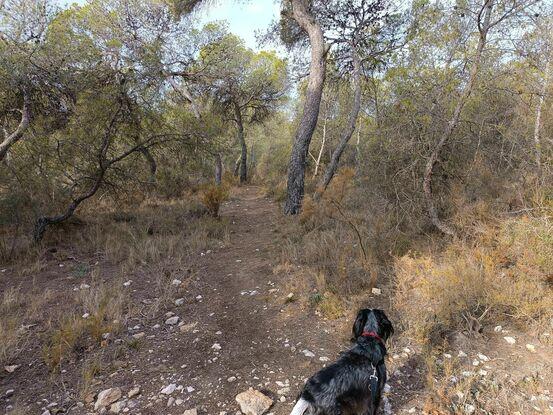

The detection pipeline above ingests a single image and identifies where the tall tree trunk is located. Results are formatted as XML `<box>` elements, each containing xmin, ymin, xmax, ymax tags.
<box><xmin>319</xmin><ymin>47</ymin><xmax>362</xmax><ymax>193</ymax></box>
<box><xmin>215</xmin><ymin>153</ymin><xmax>222</xmax><ymax>186</ymax></box>
<box><xmin>355</xmin><ymin>127</ymin><xmax>362</xmax><ymax>175</ymax></box>
<box><xmin>534</xmin><ymin>59</ymin><xmax>550</xmax><ymax>176</ymax></box>
<box><xmin>423</xmin><ymin>0</ymin><xmax>493</xmax><ymax>237</ymax></box>
<box><xmin>233</xmin><ymin>102</ymin><xmax>247</xmax><ymax>183</ymax></box>
<box><xmin>169</xmin><ymin>74</ymin><xmax>227</xmax><ymax>186</ymax></box>
<box><xmin>284</xmin><ymin>0</ymin><xmax>327</xmax><ymax>214</ymax></box>
<box><xmin>249</xmin><ymin>143</ymin><xmax>255</xmax><ymax>172</ymax></box>
<box><xmin>312</xmin><ymin>115</ymin><xmax>327</xmax><ymax>179</ymax></box>
<box><xmin>0</xmin><ymin>91</ymin><xmax>30</xmax><ymax>162</ymax></box>
<box><xmin>140</xmin><ymin>147</ymin><xmax>157</xmax><ymax>179</ymax></box>
<box><xmin>167</xmin><ymin>76</ymin><xmax>201</xmax><ymax>119</ymax></box>
<box><xmin>234</xmin><ymin>155</ymin><xmax>241</xmax><ymax>177</ymax></box>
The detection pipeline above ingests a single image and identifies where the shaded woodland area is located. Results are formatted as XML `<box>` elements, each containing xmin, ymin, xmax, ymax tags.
<box><xmin>1</xmin><ymin>0</ymin><xmax>552</xmax><ymax>414</ymax></box>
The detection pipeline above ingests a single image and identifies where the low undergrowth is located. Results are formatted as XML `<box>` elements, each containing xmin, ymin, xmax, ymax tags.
<box><xmin>279</xmin><ymin>168</ymin><xmax>410</xmax><ymax>300</ymax></box>
<box><xmin>42</xmin><ymin>275</ymin><xmax>127</xmax><ymax>371</ymax></box>
<box><xmin>422</xmin><ymin>353</ymin><xmax>552</xmax><ymax>414</ymax></box>
<box><xmin>393</xmin><ymin>215</ymin><xmax>553</xmax><ymax>346</ymax></box>
<box><xmin>0</xmin><ymin>193</ymin><xmax>231</xmax><ymax>376</ymax></box>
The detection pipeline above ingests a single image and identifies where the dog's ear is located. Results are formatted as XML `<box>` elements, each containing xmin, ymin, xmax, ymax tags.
<box><xmin>374</xmin><ymin>309</ymin><xmax>394</xmax><ymax>341</ymax></box>
<box><xmin>352</xmin><ymin>309</ymin><xmax>369</xmax><ymax>341</ymax></box>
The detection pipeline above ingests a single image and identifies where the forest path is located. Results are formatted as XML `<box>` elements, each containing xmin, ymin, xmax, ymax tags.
<box><xmin>123</xmin><ymin>185</ymin><xmax>359</xmax><ymax>415</ymax></box>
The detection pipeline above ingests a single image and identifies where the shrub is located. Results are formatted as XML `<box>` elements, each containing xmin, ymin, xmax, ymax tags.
<box><xmin>393</xmin><ymin>216</ymin><xmax>553</xmax><ymax>346</ymax></box>
<box><xmin>200</xmin><ymin>184</ymin><xmax>229</xmax><ymax>217</ymax></box>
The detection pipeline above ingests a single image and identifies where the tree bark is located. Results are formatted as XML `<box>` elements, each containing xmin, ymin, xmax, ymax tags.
<box><xmin>284</xmin><ymin>0</ymin><xmax>327</xmax><ymax>214</ymax></box>
<box><xmin>233</xmin><ymin>101</ymin><xmax>247</xmax><ymax>183</ymax></box>
<box><xmin>167</xmin><ymin>76</ymin><xmax>201</xmax><ymax>119</ymax></box>
<box><xmin>0</xmin><ymin>91</ymin><xmax>30</xmax><ymax>162</ymax></box>
<box><xmin>139</xmin><ymin>147</ymin><xmax>157</xmax><ymax>177</ymax></box>
<box><xmin>319</xmin><ymin>47</ymin><xmax>362</xmax><ymax>193</ymax></box>
<box><xmin>355</xmin><ymin>127</ymin><xmax>362</xmax><ymax>174</ymax></box>
<box><xmin>423</xmin><ymin>0</ymin><xmax>493</xmax><ymax>237</ymax></box>
<box><xmin>33</xmin><ymin>111</ymin><xmax>117</xmax><ymax>242</ymax></box>
<box><xmin>533</xmin><ymin>59</ymin><xmax>550</xmax><ymax>175</ymax></box>
<box><xmin>233</xmin><ymin>155</ymin><xmax>241</xmax><ymax>177</ymax></box>
<box><xmin>215</xmin><ymin>153</ymin><xmax>222</xmax><ymax>185</ymax></box>
<box><xmin>312</xmin><ymin>115</ymin><xmax>327</xmax><ymax>179</ymax></box>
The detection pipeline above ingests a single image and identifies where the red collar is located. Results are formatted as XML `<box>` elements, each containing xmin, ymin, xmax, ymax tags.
<box><xmin>361</xmin><ymin>331</ymin><xmax>384</xmax><ymax>345</ymax></box>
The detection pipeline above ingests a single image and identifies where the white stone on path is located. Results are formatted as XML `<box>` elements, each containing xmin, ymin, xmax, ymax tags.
<box><xmin>504</xmin><ymin>336</ymin><xmax>516</xmax><ymax>345</ymax></box>
<box><xmin>302</xmin><ymin>349</ymin><xmax>315</xmax><ymax>358</ymax></box>
<box><xmin>235</xmin><ymin>388</ymin><xmax>273</xmax><ymax>415</ymax></box>
<box><xmin>165</xmin><ymin>316</ymin><xmax>180</xmax><ymax>325</ymax></box>
<box><xmin>160</xmin><ymin>384</ymin><xmax>177</xmax><ymax>395</ymax></box>
<box><xmin>127</xmin><ymin>387</ymin><xmax>140</xmax><ymax>398</ymax></box>
<box><xmin>94</xmin><ymin>388</ymin><xmax>122</xmax><ymax>410</ymax></box>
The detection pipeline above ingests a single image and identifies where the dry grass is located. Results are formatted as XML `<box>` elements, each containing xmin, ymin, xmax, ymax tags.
<box><xmin>422</xmin><ymin>353</ymin><xmax>552</xmax><ymax>414</ymax></box>
<box><xmin>393</xmin><ymin>215</ymin><xmax>553</xmax><ymax>346</ymax></box>
<box><xmin>311</xmin><ymin>291</ymin><xmax>346</xmax><ymax>319</ymax></box>
<box><xmin>0</xmin><ymin>194</ymin><xmax>231</xmax><ymax>374</ymax></box>
<box><xmin>280</xmin><ymin>168</ymin><xmax>389</xmax><ymax>297</ymax></box>
<box><xmin>79</xmin><ymin>355</ymin><xmax>103</xmax><ymax>400</ymax></box>
<box><xmin>0</xmin><ymin>285</ymin><xmax>54</xmax><ymax>367</ymax></box>
<box><xmin>0</xmin><ymin>287</ymin><xmax>25</xmax><ymax>366</ymax></box>
<box><xmin>42</xmin><ymin>276</ymin><xmax>127</xmax><ymax>370</ymax></box>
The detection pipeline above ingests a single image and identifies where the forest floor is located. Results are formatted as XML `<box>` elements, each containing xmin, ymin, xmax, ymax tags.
<box><xmin>1</xmin><ymin>186</ymin><xmax>552</xmax><ymax>415</ymax></box>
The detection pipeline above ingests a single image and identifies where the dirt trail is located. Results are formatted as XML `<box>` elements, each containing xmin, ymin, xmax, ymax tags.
<box><xmin>119</xmin><ymin>186</ymin><xmax>356</xmax><ymax>414</ymax></box>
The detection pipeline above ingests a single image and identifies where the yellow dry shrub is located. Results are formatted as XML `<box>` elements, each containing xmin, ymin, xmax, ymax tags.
<box><xmin>322</xmin><ymin>166</ymin><xmax>356</xmax><ymax>203</ymax></box>
<box><xmin>200</xmin><ymin>184</ymin><xmax>229</xmax><ymax>217</ymax></box>
<box><xmin>317</xmin><ymin>291</ymin><xmax>345</xmax><ymax>319</ymax></box>
<box><xmin>394</xmin><ymin>215</ymin><xmax>553</xmax><ymax>345</ymax></box>
<box><xmin>300</xmin><ymin>167</ymin><xmax>356</xmax><ymax>230</ymax></box>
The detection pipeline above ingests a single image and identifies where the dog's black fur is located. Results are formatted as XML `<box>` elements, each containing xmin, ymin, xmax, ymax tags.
<box><xmin>292</xmin><ymin>309</ymin><xmax>393</xmax><ymax>415</ymax></box>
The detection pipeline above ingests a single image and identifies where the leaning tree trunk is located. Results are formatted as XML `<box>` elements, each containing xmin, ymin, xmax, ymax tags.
<box><xmin>312</xmin><ymin>115</ymin><xmax>327</xmax><ymax>179</ymax></box>
<box><xmin>133</xmin><ymin>134</ymin><xmax>157</xmax><ymax>180</ymax></box>
<box><xmin>533</xmin><ymin>59</ymin><xmax>550</xmax><ymax>176</ymax></box>
<box><xmin>215</xmin><ymin>153</ymin><xmax>222</xmax><ymax>185</ymax></box>
<box><xmin>0</xmin><ymin>91</ymin><xmax>30</xmax><ymax>162</ymax></box>
<box><xmin>233</xmin><ymin>155</ymin><xmax>241</xmax><ymax>177</ymax></box>
<box><xmin>423</xmin><ymin>0</ymin><xmax>493</xmax><ymax>237</ymax></box>
<box><xmin>169</xmin><ymin>74</ymin><xmax>227</xmax><ymax>186</ymax></box>
<box><xmin>319</xmin><ymin>47</ymin><xmax>362</xmax><ymax>193</ymax></box>
<box><xmin>234</xmin><ymin>102</ymin><xmax>247</xmax><ymax>183</ymax></box>
<box><xmin>34</xmin><ymin>170</ymin><xmax>105</xmax><ymax>242</ymax></box>
<box><xmin>284</xmin><ymin>0</ymin><xmax>327</xmax><ymax>214</ymax></box>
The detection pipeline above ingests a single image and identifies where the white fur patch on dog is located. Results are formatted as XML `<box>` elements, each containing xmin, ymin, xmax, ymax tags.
<box><xmin>289</xmin><ymin>397</ymin><xmax>310</xmax><ymax>415</ymax></box>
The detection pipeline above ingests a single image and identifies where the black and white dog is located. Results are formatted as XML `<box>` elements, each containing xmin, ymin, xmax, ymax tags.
<box><xmin>290</xmin><ymin>309</ymin><xmax>394</xmax><ymax>415</ymax></box>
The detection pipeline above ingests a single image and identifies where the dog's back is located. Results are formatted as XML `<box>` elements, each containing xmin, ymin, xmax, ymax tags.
<box><xmin>289</xmin><ymin>309</ymin><xmax>393</xmax><ymax>415</ymax></box>
<box><xmin>299</xmin><ymin>347</ymin><xmax>380</xmax><ymax>415</ymax></box>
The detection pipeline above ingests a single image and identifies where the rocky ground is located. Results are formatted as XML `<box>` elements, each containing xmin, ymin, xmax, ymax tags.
<box><xmin>1</xmin><ymin>187</ymin><xmax>552</xmax><ymax>415</ymax></box>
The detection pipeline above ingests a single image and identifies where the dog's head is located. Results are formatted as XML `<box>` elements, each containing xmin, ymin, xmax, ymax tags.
<box><xmin>352</xmin><ymin>309</ymin><xmax>394</xmax><ymax>342</ymax></box>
